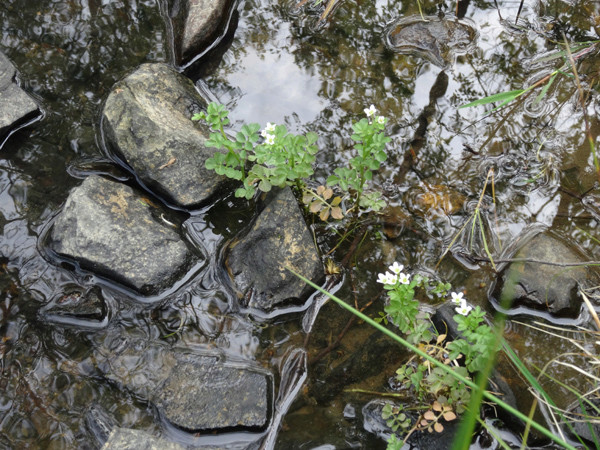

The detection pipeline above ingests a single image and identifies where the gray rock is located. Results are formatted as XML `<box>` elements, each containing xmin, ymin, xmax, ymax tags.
<box><xmin>385</xmin><ymin>16</ymin><xmax>477</xmax><ymax>67</ymax></box>
<box><xmin>96</xmin><ymin>338</ymin><xmax>272</xmax><ymax>432</ymax></box>
<box><xmin>102</xmin><ymin>428</ymin><xmax>185</xmax><ymax>450</ymax></box>
<box><xmin>168</xmin><ymin>0</ymin><xmax>236</xmax><ymax>66</ymax></box>
<box><xmin>0</xmin><ymin>51</ymin><xmax>39</xmax><ymax>142</ymax></box>
<box><xmin>49</xmin><ymin>175</ymin><xmax>195</xmax><ymax>295</ymax></box>
<box><xmin>154</xmin><ymin>353</ymin><xmax>270</xmax><ymax>431</ymax></box>
<box><xmin>493</xmin><ymin>232</ymin><xmax>598</xmax><ymax>317</ymax></box>
<box><xmin>226</xmin><ymin>187</ymin><xmax>324</xmax><ymax>312</ymax></box>
<box><xmin>102</xmin><ymin>63</ymin><xmax>225</xmax><ymax>207</ymax></box>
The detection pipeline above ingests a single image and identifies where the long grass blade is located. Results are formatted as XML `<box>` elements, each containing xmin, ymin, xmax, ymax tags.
<box><xmin>459</xmin><ymin>89</ymin><xmax>524</xmax><ymax>109</ymax></box>
<box><xmin>477</xmin><ymin>213</ymin><xmax>496</xmax><ymax>271</ymax></box>
<box><xmin>534</xmin><ymin>72</ymin><xmax>558</xmax><ymax>104</ymax></box>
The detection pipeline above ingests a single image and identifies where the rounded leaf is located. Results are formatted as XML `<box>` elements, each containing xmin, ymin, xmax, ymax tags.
<box><xmin>443</xmin><ymin>411</ymin><xmax>457</xmax><ymax>421</ymax></box>
<box><xmin>323</xmin><ymin>187</ymin><xmax>333</xmax><ymax>200</ymax></box>
<box><xmin>434</xmin><ymin>422</ymin><xmax>444</xmax><ymax>433</ymax></box>
<box><xmin>331</xmin><ymin>206</ymin><xmax>344</xmax><ymax>220</ymax></box>
<box><xmin>309</xmin><ymin>201</ymin><xmax>322</xmax><ymax>213</ymax></box>
<box><xmin>423</xmin><ymin>411</ymin><xmax>435</xmax><ymax>421</ymax></box>
<box><xmin>319</xmin><ymin>208</ymin><xmax>330</xmax><ymax>221</ymax></box>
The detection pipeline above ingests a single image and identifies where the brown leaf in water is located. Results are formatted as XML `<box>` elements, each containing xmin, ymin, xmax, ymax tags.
<box><xmin>331</xmin><ymin>206</ymin><xmax>344</xmax><ymax>220</ymax></box>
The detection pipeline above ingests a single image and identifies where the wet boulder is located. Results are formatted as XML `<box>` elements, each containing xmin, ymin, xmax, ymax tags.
<box><xmin>96</xmin><ymin>338</ymin><xmax>272</xmax><ymax>432</ymax></box>
<box><xmin>48</xmin><ymin>175</ymin><xmax>196</xmax><ymax>295</ymax></box>
<box><xmin>491</xmin><ymin>232</ymin><xmax>599</xmax><ymax>318</ymax></box>
<box><xmin>385</xmin><ymin>16</ymin><xmax>477</xmax><ymax>67</ymax></box>
<box><xmin>102</xmin><ymin>428</ymin><xmax>185</xmax><ymax>450</ymax></box>
<box><xmin>225</xmin><ymin>187</ymin><xmax>324</xmax><ymax>313</ymax></box>
<box><xmin>0</xmin><ymin>51</ymin><xmax>40</xmax><ymax>145</ymax></box>
<box><xmin>165</xmin><ymin>0</ymin><xmax>236</xmax><ymax>66</ymax></box>
<box><xmin>102</xmin><ymin>63</ymin><xmax>225</xmax><ymax>208</ymax></box>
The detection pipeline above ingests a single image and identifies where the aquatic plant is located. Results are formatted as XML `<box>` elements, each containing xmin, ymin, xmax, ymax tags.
<box><xmin>194</xmin><ymin>103</ymin><xmax>390</xmax><ymax>217</ymax></box>
<box><xmin>373</xmin><ymin>263</ymin><xmax>497</xmax><ymax>445</ymax></box>
<box><xmin>288</xmin><ymin>266</ymin><xmax>579</xmax><ymax>449</ymax></box>
<box><xmin>193</xmin><ymin>102</ymin><xmax>318</xmax><ymax>199</ymax></box>
<box><xmin>324</xmin><ymin>104</ymin><xmax>390</xmax><ymax>214</ymax></box>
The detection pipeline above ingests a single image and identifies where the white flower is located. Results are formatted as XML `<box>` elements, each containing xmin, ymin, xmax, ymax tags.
<box><xmin>399</xmin><ymin>273</ymin><xmax>410</xmax><ymax>285</ymax></box>
<box><xmin>261</xmin><ymin>123</ymin><xmax>276</xmax><ymax>137</ymax></box>
<box><xmin>376</xmin><ymin>272</ymin><xmax>397</xmax><ymax>285</ymax></box>
<box><xmin>377</xmin><ymin>272</ymin><xmax>390</xmax><ymax>284</ymax></box>
<box><xmin>388</xmin><ymin>262</ymin><xmax>404</xmax><ymax>274</ymax></box>
<box><xmin>264</xmin><ymin>134</ymin><xmax>275</xmax><ymax>145</ymax></box>
<box><xmin>364</xmin><ymin>105</ymin><xmax>377</xmax><ymax>117</ymax></box>
<box><xmin>377</xmin><ymin>116</ymin><xmax>385</xmax><ymax>124</ymax></box>
<box><xmin>455</xmin><ymin>300</ymin><xmax>472</xmax><ymax>316</ymax></box>
<box><xmin>450</xmin><ymin>292</ymin><xmax>464</xmax><ymax>305</ymax></box>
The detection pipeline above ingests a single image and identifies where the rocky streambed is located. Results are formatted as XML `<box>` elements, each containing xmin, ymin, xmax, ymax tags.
<box><xmin>1</xmin><ymin>0</ymin><xmax>600</xmax><ymax>448</ymax></box>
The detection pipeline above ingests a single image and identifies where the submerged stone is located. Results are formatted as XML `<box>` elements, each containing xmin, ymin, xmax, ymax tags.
<box><xmin>0</xmin><ymin>51</ymin><xmax>40</xmax><ymax>145</ymax></box>
<box><xmin>492</xmin><ymin>232</ymin><xmax>599</xmax><ymax>318</ymax></box>
<box><xmin>226</xmin><ymin>187</ymin><xmax>324</xmax><ymax>313</ymax></box>
<box><xmin>96</xmin><ymin>338</ymin><xmax>272</xmax><ymax>432</ymax></box>
<box><xmin>154</xmin><ymin>353</ymin><xmax>270</xmax><ymax>431</ymax></box>
<box><xmin>48</xmin><ymin>175</ymin><xmax>195</xmax><ymax>295</ymax></box>
<box><xmin>102</xmin><ymin>63</ymin><xmax>226</xmax><ymax>207</ymax></box>
<box><xmin>166</xmin><ymin>0</ymin><xmax>236</xmax><ymax>66</ymax></box>
<box><xmin>385</xmin><ymin>16</ymin><xmax>477</xmax><ymax>67</ymax></box>
<box><xmin>41</xmin><ymin>286</ymin><xmax>107</xmax><ymax>325</ymax></box>
<box><xmin>102</xmin><ymin>428</ymin><xmax>185</xmax><ymax>450</ymax></box>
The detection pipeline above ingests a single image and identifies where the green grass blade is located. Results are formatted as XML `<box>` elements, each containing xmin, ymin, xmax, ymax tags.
<box><xmin>459</xmin><ymin>89</ymin><xmax>525</xmax><ymax>109</ymax></box>
<box><xmin>287</xmin><ymin>266</ymin><xmax>578</xmax><ymax>450</ymax></box>
<box><xmin>477</xmin><ymin>213</ymin><xmax>496</xmax><ymax>271</ymax></box>
<box><xmin>534</xmin><ymin>72</ymin><xmax>558</xmax><ymax>105</ymax></box>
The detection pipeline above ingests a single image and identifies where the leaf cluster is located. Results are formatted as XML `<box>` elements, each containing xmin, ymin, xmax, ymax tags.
<box><xmin>382</xmin><ymin>403</ymin><xmax>412</xmax><ymax>434</ymax></box>
<box><xmin>193</xmin><ymin>102</ymin><xmax>318</xmax><ymax>199</ymax></box>
<box><xmin>447</xmin><ymin>306</ymin><xmax>497</xmax><ymax>373</ymax></box>
<box><xmin>326</xmin><ymin>117</ymin><xmax>390</xmax><ymax>212</ymax></box>
<box><xmin>302</xmin><ymin>185</ymin><xmax>344</xmax><ymax>221</ymax></box>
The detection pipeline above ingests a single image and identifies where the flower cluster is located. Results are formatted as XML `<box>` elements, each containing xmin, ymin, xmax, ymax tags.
<box><xmin>376</xmin><ymin>262</ymin><xmax>410</xmax><ymax>286</ymax></box>
<box><xmin>260</xmin><ymin>122</ymin><xmax>276</xmax><ymax>145</ymax></box>
<box><xmin>363</xmin><ymin>104</ymin><xmax>386</xmax><ymax>125</ymax></box>
<box><xmin>451</xmin><ymin>291</ymin><xmax>472</xmax><ymax>316</ymax></box>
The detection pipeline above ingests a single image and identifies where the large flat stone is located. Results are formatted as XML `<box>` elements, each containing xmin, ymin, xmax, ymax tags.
<box><xmin>102</xmin><ymin>63</ymin><xmax>225</xmax><ymax>207</ymax></box>
<box><xmin>49</xmin><ymin>175</ymin><xmax>195</xmax><ymax>295</ymax></box>
<box><xmin>95</xmin><ymin>338</ymin><xmax>272</xmax><ymax>433</ymax></box>
<box><xmin>153</xmin><ymin>353</ymin><xmax>271</xmax><ymax>431</ymax></box>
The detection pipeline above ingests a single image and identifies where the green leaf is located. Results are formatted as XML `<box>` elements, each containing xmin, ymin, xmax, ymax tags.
<box><xmin>534</xmin><ymin>72</ymin><xmax>558</xmax><ymax>105</ymax></box>
<box><xmin>459</xmin><ymin>89</ymin><xmax>525</xmax><ymax>109</ymax></box>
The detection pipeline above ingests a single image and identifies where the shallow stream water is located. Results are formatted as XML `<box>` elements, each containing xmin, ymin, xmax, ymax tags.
<box><xmin>1</xmin><ymin>0</ymin><xmax>600</xmax><ymax>448</ymax></box>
